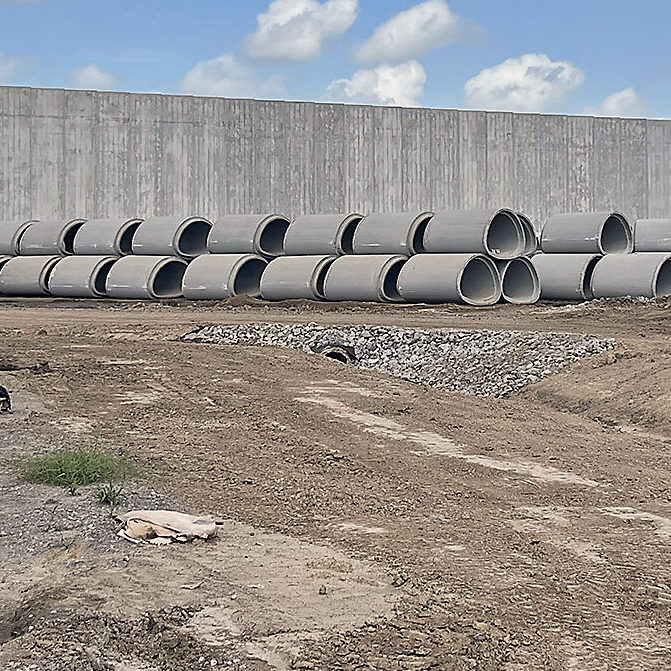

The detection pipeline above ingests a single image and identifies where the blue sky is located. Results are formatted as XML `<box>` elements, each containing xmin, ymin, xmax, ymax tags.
<box><xmin>0</xmin><ymin>0</ymin><xmax>669</xmax><ymax>117</ymax></box>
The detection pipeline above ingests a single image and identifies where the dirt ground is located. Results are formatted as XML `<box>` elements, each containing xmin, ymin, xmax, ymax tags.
<box><xmin>1</xmin><ymin>297</ymin><xmax>670</xmax><ymax>670</ymax></box>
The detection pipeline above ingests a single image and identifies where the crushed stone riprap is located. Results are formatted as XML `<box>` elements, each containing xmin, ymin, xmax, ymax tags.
<box><xmin>183</xmin><ymin>324</ymin><xmax>616</xmax><ymax>397</ymax></box>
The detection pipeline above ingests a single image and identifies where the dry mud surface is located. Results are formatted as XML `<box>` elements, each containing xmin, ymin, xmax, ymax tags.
<box><xmin>1</xmin><ymin>297</ymin><xmax>671</xmax><ymax>670</ymax></box>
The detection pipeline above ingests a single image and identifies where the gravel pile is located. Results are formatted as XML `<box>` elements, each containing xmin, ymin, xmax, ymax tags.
<box><xmin>184</xmin><ymin>323</ymin><xmax>615</xmax><ymax>396</ymax></box>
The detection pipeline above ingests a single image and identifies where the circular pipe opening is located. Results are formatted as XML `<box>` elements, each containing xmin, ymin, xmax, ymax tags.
<box><xmin>176</xmin><ymin>219</ymin><xmax>211</xmax><ymax>257</ymax></box>
<box><xmin>501</xmin><ymin>258</ymin><xmax>540</xmax><ymax>304</ymax></box>
<box><xmin>150</xmin><ymin>260</ymin><xmax>187</xmax><ymax>299</ymax></box>
<box><xmin>41</xmin><ymin>258</ymin><xmax>61</xmax><ymax>293</ymax></box>
<box><xmin>232</xmin><ymin>258</ymin><xmax>267</xmax><ymax>297</ymax></box>
<box><xmin>459</xmin><ymin>257</ymin><xmax>500</xmax><ymax>306</ymax></box>
<box><xmin>485</xmin><ymin>211</ymin><xmax>524</xmax><ymax>259</ymax></box>
<box><xmin>118</xmin><ymin>221</ymin><xmax>142</xmax><ymax>255</ymax></box>
<box><xmin>61</xmin><ymin>221</ymin><xmax>86</xmax><ymax>255</ymax></box>
<box><xmin>92</xmin><ymin>259</ymin><xmax>117</xmax><ymax>297</ymax></box>
<box><xmin>599</xmin><ymin>214</ymin><xmax>632</xmax><ymax>254</ymax></box>
<box><xmin>380</xmin><ymin>259</ymin><xmax>406</xmax><ymax>302</ymax></box>
<box><xmin>653</xmin><ymin>259</ymin><xmax>671</xmax><ymax>297</ymax></box>
<box><xmin>337</xmin><ymin>216</ymin><xmax>363</xmax><ymax>255</ymax></box>
<box><xmin>258</xmin><ymin>217</ymin><xmax>290</xmax><ymax>257</ymax></box>
<box><xmin>314</xmin><ymin>258</ymin><xmax>336</xmax><ymax>299</ymax></box>
<box><xmin>409</xmin><ymin>214</ymin><xmax>433</xmax><ymax>255</ymax></box>
<box><xmin>517</xmin><ymin>213</ymin><xmax>538</xmax><ymax>254</ymax></box>
<box><xmin>582</xmin><ymin>256</ymin><xmax>600</xmax><ymax>300</ymax></box>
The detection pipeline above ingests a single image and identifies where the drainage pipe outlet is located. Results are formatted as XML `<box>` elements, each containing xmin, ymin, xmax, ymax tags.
<box><xmin>397</xmin><ymin>253</ymin><xmax>501</xmax><ymax>305</ymax></box>
<box><xmin>495</xmin><ymin>257</ymin><xmax>541</xmax><ymax>304</ymax></box>
<box><xmin>208</xmin><ymin>214</ymin><xmax>290</xmax><ymax>258</ymax></box>
<box><xmin>105</xmin><ymin>256</ymin><xmax>188</xmax><ymax>300</ymax></box>
<box><xmin>132</xmin><ymin>216</ymin><xmax>212</xmax><ymax>260</ymax></box>
<box><xmin>0</xmin><ymin>255</ymin><xmax>61</xmax><ymax>296</ymax></box>
<box><xmin>48</xmin><ymin>256</ymin><xmax>118</xmax><ymax>298</ymax></box>
<box><xmin>590</xmin><ymin>253</ymin><xmax>671</xmax><ymax>299</ymax></box>
<box><xmin>0</xmin><ymin>220</ymin><xmax>38</xmax><ymax>255</ymax></box>
<box><xmin>541</xmin><ymin>212</ymin><xmax>633</xmax><ymax>254</ymax></box>
<box><xmin>530</xmin><ymin>253</ymin><xmax>601</xmax><ymax>301</ymax></box>
<box><xmin>182</xmin><ymin>254</ymin><xmax>267</xmax><ymax>300</ymax></box>
<box><xmin>73</xmin><ymin>218</ymin><xmax>143</xmax><ymax>256</ymax></box>
<box><xmin>516</xmin><ymin>212</ymin><xmax>539</xmax><ymax>255</ymax></box>
<box><xmin>352</xmin><ymin>212</ymin><xmax>433</xmax><ymax>256</ymax></box>
<box><xmin>423</xmin><ymin>209</ymin><xmax>525</xmax><ymax>260</ymax></box>
<box><xmin>260</xmin><ymin>255</ymin><xmax>336</xmax><ymax>301</ymax></box>
<box><xmin>323</xmin><ymin>255</ymin><xmax>407</xmax><ymax>303</ymax></box>
<box><xmin>633</xmin><ymin>219</ymin><xmax>671</xmax><ymax>252</ymax></box>
<box><xmin>283</xmin><ymin>213</ymin><xmax>363</xmax><ymax>256</ymax></box>
<box><xmin>18</xmin><ymin>219</ymin><xmax>86</xmax><ymax>256</ymax></box>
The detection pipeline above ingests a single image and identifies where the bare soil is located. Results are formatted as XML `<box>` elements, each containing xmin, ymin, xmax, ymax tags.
<box><xmin>1</xmin><ymin>297</ymin><xmax>670</xmax><ymax>670</ymax></box>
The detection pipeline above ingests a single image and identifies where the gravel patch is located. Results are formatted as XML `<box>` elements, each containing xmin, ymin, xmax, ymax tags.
<box><xmin>184</xmin><ymin>323</ymin><xmax>616</xmax><ymax>397</ymax></box>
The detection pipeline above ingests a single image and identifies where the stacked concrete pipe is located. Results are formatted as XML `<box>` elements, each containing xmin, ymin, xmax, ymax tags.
<box><xmin>633</xmin><ymin>219</ymin><xmax>671</xmax><ymax>252</ymax></box>
<box><xmin>260</xmin><ymin>255</ymin><xmax>336</xmax><ymax>301</ymax></box>
<box><xmin>590</xmin><ymin>253</ymin><xmax>671</xmax><ymax>299</ymax></box>
<box><xmin>0</xmin><ymin>255</ymin><xmax>61</xmax><ymax>296</ymax></box>
<box><xmin>541</xmin><ymin>212</ymin><xmax>633</xmax><ymax>254</ymax></box>
<box><xmin>18</xmin><ymin>218</ymin><xmax>87</xmax><ymax>256</ymax></box>
<box><xmin>182</xmin><ymin>254</ymin><xmax>267</xmax><ymax>300</ymax></box>
<box><xmin>323</xmin><ymin>255</ymin><xmax>407</xmax><ymax>303</ymax></box>
<box><xmin>283</xmin><ymin>213</ymin><xmax>363</xmax><ymax>256</ymax></box>
<box><xmin>48</xmin><ymin>256</ymin><xmax>118</xmax><ymax>298</ymax></box>
<box><xmin>494</xmin><ymin>257</ymin><xmax>541</xmax><ymax>304</ymax></box>
<box><xmin>208</xmin><ymin>214</ymin><xmax>290</xmax><ymax>258</ymax></box>
<box><xmin>397</xmin><ymin>254</ymin><xmax>501</xmax><ymax>305</ymax></box>
<box><xmin>0</xmin><ymin>220</ymin><xmax>38</xmax><ymax>255</ymax></box>
<box><xmin>73</xmin><ymin>218</ymin><xmax>143</xmax><ymax>256</ymax></box>
<box><xmin>530</xmin><ymin>253</ymin><xmax>601</xmax><ymax>301</ymax></box>
<box><xmin>106</xmin><ymin>256</ymin><xmax>188</xmax><ymax>300</ymax></box>
<box><xmin>132</xmin><ymin>216</ymin><xmax>212</xmax><ymax>260</ymax></box>
<box><xmin>352</xmin><ymin>211</ymin><xmax>433</xmax><ymax>256</ymax></box>
<box><xmin>516</xmin><ymin>212</ymin><xmax>539</xmax><ymax>255</ymax></box>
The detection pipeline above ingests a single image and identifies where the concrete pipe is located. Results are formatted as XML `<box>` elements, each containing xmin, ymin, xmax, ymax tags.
<box><xmin>260</xmin><ymin>255</ymin><xmax>337</xmax><ymax>301</ymax></box>
<box><xmin>182</xmin><ymin>253</ymin><xmax>267</xmax><ymax>300</ymax></box>
<box><xmin>131</xmin><ymin>216</ymin><xmax>212</xmax><ymax>260</ymax></box>
<box><xmin>208</xmin><ymin>214</ymin><xmax>290</xmax><ymax>258</ymax></box>
<box><xmin>105</xmin><ymin>255</ymin><xmax>188</xmax><ymax>300</ymax></box>
<box><xmin>541</xmin><ymin>212</ymin><xmax>633</xmax><ymax>254</ymax></box>
<box><xmin>18</xmin><ymin>218</ymin><xmax>86</xmax><ymax>256</ymax></box>
<box><xmin>590</xmin><ymin>253</ymin><xmax>671</xmax><ymax>299</ymax></box>
<box><xmin>0</xmin><ymin>255</ymin><xmax>61</xmax><ymax>296</ymax></box>
<box><xmin>323</xmin><ymin>254</ymin><xmax>407</xmax><ymax>303</ymax></box>
<box><xmin>516</xmin><ymin>213</ymin><xmax>539</xmax><ymax>255</ymax></box>
<box><xmin>351</xmin><ymin>211</ymin><xmax>433</xmax><ymax>256</ymax></box>
<box><xmin>397</xmin><ymin>254</ymin><xmax>501</xmax><ymax>305</ymax></box>
<box><xmin>283</xmin><ymin>213</ymin><xmax>364</xmax><ymax>256</ymax></box>
<box><xmin>47</xmin><ymin>256</ymin><xmax>118</xmax><ymax>298</ymax></box>
<box><xmin>633</xmin><ymin>219</ymin><xmax>671</xmax><ymax>252</ymax></box>
<box><xmin>530</xmin><ymin>253</ymin><xmax>601</xmax><ymax>301</ymax></box>
<box><xmin>495</xmin><ymin>257</ymin><xmax>541</xmax><ymax>304</ymax></box>
<box><xmin>423</xmin><ymin>209</ymin><xmax>525</xmax><ymax>260</ymax></box>
<box><xmin>0</xmin><ymin>256</ymin><xmax>12</xmax><ymax>271</ymax></box>
<box><xmin>0</xmin><ymin>219</ymin><xmax>38</xmax><ymax>255</ymax></box>
<box><xmin>73</xmin><ymin>218</ymin><xmax>143</xmax><ymax>256</ymax></box>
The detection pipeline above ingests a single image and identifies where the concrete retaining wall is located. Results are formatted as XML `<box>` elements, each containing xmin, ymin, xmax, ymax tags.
<box><xmin>1</xmin><ymin>85</ymin><xmax>669</xmax><ymax>223</ymax></box>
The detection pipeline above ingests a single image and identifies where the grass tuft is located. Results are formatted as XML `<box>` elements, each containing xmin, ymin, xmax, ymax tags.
<box><xmin>94</xmin><ymin>481</ymin><xmax>125</xmax><ymax>506</ymax></box>
<box><xmin>18</xmin><ymin>445</ymin><xmax>130</xmax><ymax>494</ymax></box>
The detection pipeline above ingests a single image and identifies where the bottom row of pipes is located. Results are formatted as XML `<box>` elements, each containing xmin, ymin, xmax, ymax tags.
<box><xmin>0</xmin><ymin>251</ymin><xmax>669</xmax><ymax>304</ymax></box>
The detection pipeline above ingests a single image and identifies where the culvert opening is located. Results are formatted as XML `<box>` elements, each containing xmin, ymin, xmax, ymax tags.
<box><xmin>259</xmin><ymin>217</ymin><xmax>290</xmax><ymax>257</ymax></box>
<box><xmin>118</xmin><ymin>221</ymin><xmax>142</xmax><ymax>255</ymax></box>
<box><xmin>233</xmin><ymin>258</ymin><xmax>266</xmax><ymax>297</ymax></box>
<box><xmin>62</xmin><ymin>221</ymin><xmax>85</xmax><ymax>255</ymax></box>
<box><xmin>485</xmin><ymin>212</ymin><xmax>523</xmax><ymax>258</ymax></box>
<box><xmin>311</xmin><ymin>344</ymin><xmax>357</xmax><ymax>364</ymax></box>
<box><xmin>314</xmin><ymin>258</ymin><xmax>336</xmax><ymax>299</ymax></box>
<box><xmin>177</xmin><ymin>219</ymin><xmax>211</xmax><ymax>257</ymax></box>
<box><xmin>150</xmin><ymin>260</ymin><xmax>186</xmax><ymax>299</ymax></box>
<box><xmin>600</xmin><ymin>215</ymin><xmax>632</xmax><ymax>254</ymax></box>
<box><xmin>502</xmin><ymin>258</ymin><xmax>539</xmax><ymax>304</ymax></box>
<box><xmin>338</xmin><ymin>216</ymin><xmax>362</xmax><ymax>255</ymax></box>
<box><xmin>654</xmin><ymin>259</ymin><xmax>671</xmax><ymax>297</ymax></box>
<box><xmin>381</xmin><ymin>259</ymin><xmax>406</xmax><ymax>302</ymax></box>
<box><xmin>92</xmin><ymin>259</ymin><xmax>117</xmax><ymax>296</ymax></box>
<box><xmin>410</xmin><ymin>214</ymin><xmax>433</xmax><ymax>254</ymax></box>
<box><xmin>459</xmin><ymin>257</ymin><xmax>499</xmax><ymax>306</ymax></box>
<box><xmin>583</xmin><ymin>256</ymin><xmax>600</xmax><ymax>300</ymax></box>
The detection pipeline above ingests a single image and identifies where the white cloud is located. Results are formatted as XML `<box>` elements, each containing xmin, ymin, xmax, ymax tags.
<box><xmin>0</xmin><ymin>52</ymin><xmax>25</xmax><ymax>83</ymax></box>
<box><xmin>244</xmin><ymin>0</ymin><xmax>358</xmax><ymax>62</ymax></box>
<box><xmin>584</xmin><ymin>88</ymin><xmax>645</xmax><ymax>118</ymax></box>
<box><xmin>324</xmin><ymin>60</ymin><xmax>426</xmax><ymax>107</ymax></box>
<box><xmin>464</xmin><ymin>53</ymin><xmax>584</xmax><ymax>113</ymax></box>
<box><xmin>356</xmin><ymin>0</ymin><xmax>484</xmax><ymax>64</ymax></box>
<box><xmin>71</xmin><ymin>64</ymin><xmax>117</xmax><ymax>90</ymax></box>
<box><xmin>179</xmin><ymin>54</ymin><xmax>285</xmax><ymax>99</ymax></box>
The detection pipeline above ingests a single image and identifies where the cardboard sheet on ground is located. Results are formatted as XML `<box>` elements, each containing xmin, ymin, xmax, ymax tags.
<box><xmin>116</xmin><ymin>510</ymin><xmax>218</xmax><ymax>545</ymax></box>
